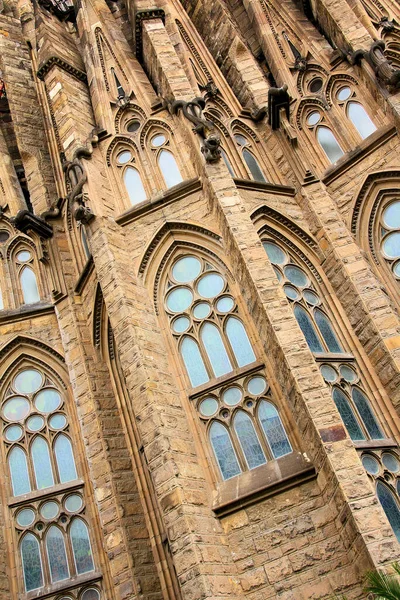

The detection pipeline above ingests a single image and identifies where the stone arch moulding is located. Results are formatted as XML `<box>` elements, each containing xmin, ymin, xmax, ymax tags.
<box><xmin>106</xmin><ymin>136</ymin><xmax>140</xmax><ymax>167</ymax></box>
<box><xmin>138</xmin><ymin>221</ymin><xmax>224</xmax><ymax>313</ymax></box>
<box><xmin>115</xmin><ymin>104</ymin><xmax>147</xmax><ymax>134</ymax></box>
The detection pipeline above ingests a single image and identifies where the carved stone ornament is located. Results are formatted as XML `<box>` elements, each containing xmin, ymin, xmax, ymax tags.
<box><xmin>378</xmin><ymin>16</ymin><xmax>395</xmax><ymax>32</ymax></box>
<box><xmin>349</xmin><ymin>40</ymin><xmax>400</xmax><ymax>89</ymax></box>
<box><xmin>63</xmin><ymin>128</ymin><xmax>105</xmax><ymax>224</ymax></box>
<box><xmin>171</xmin><ymin>97</ymin><xmax>221</xmax><ymax>162</ymax></box>
<box><xmin>252</xmin><ymin>85</ymin><xmax>291</xmax><ymax>131</ymax></box>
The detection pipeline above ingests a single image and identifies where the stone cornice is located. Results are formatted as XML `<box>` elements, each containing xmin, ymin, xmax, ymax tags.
<box><xmin>234</xmin><ymin>178</ymin><xmax>296</xmax><ymax>196</ymax></box>
<box><xmin>37</xmin><ymin>56</ymin><xmax>88</xmax><ymax>83</ymax></box>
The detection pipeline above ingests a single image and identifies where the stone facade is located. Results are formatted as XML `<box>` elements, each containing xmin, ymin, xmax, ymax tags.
<box><xmin>0</xmin><ymin>0</ymin><xmax>400</xmax><ymax>597</ymax></box>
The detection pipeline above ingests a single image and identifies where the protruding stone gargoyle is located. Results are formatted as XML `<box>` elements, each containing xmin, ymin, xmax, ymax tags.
<box><xmin>349</xmin><ymin>40</ymin><xmax>400</xmax><ymax>89</ymax></box>
<box><xmin>171</xmin><ymin>97</ymin><xmax>221</xmax><ymax>162</ymax></box>
<box><xmin>63</xmin><ymin>129</ymin><xmax>103</xmax><ymax>224</ymax></box>
<box><xmin>252</xmin><ymin>85</ymin><xmax>291</xmax><ymax>131</ymax></box>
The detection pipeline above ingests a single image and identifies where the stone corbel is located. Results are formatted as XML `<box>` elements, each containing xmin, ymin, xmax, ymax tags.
<box><xmin>349</xmin><ymin>40</ymin><xmax>400</xmax><ymax>89</ymax></box>
<box><xmin>171</xmin><ymin>97</ymin><xmax>221</xmax><ymax>163</ymax></box>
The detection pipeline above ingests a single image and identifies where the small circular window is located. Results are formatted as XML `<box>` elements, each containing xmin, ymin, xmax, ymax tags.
<box><xmin>126</xmin><ymin>120</ymin><xmax>140</xmax><ymax>133</ymax></box>
<box><xmin>307</xmin><ymin>111</ymin><xmax>321</xmax><ymax>126</ymax></box>
<box><xmin>337</xmin><ymin>87</ymin><xmax>351</xmax><ymax>101</ymax></box>
<box><xmin>0</xmin><ymin>230</ymin><xmax>9</xmax><ymax>242</ymax></box>
<box><xmin>151</xmin><ymin>134</ymin><xmax>166</xmax><ymax>147</ymax></box>
<box><xmin>309</xmin><ymin>78</ymin><xmax>323</xmax><ymax>93</ymax></box>
<box><xmin>117</xmin><ymin>150</ymin><xmax>132</xmax><ymax>164</ymax></box>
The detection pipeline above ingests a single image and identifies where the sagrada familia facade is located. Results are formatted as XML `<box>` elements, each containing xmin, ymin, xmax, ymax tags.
<box><xmin>1</xmin><ymin>0</ymin><xmax>400</xmax><ymax>594</ymax></box>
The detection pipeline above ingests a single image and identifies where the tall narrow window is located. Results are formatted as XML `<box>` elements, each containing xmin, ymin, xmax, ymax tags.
<box><xmin>234</xmin><ymin>134</ymin><xmax>266</xmax><ymax>182</ymax></box>
<box><xmin>209</xmin><ymin>422</ymin><xmax>241</xmax><ymax>480</ymax></box>
<box><xmin>21</xmin><ymin>533</ymin><xmax>43</xmax><ymax>592</ymax></box>
<box><xmin>150</xmin><ymin>133</ymin><xmax>183</xmax><ymax>189</ymax></box>
<box><xmin>221</xmin><ymin>149</ymin><xmax>235</xmax><ymax>177</ymax></box>
<box><xmin>377</xmin><ymin>482</ymin><xmax>400</xmax><ymax>542</ymax></box>
<box><xmin>81</xmin><ymin>227</ymin><xmax>91</xmax><ymax>260</ymax></box>
<box><xmin>334</xmin><ymin>85</ymin><xmax>377</xmax><ymax>140</ymax></box>
<box><xmin>54</xmin><ymin>435</ymin><xmax>78</xmax><ymax>483</ymax></box>
<box><xmin>225</xmin><ymin>317</ymin><xmax>256</xmax><ymax>366</ymax></box>
<box><xmin>124</xmin><ymin>167</ymin><xmax>147</xmax><ymax>205</ymax></box>
<box><xmin>70</xmin><ymin>519</ymin><xmax>95</xmax><ymax>575</ymax></box>
<box><xmin>316</xmin><ymin>126</ymin><xmax>344</xmax><ymax>163</ymax></box>
<box><xmin>31</xmin><ymin>437</ymin><xmax>54</xmax><ymax>489</ymax></box>
<box><xmin>180</xmin><ymin>337</ymin><xmax>209</xmax><ymax>387</ymax></box>
<box><xmin>258</xmin><ymin>401</ymin><xmax>292</xmax><ymax>459</ymax></box>
<box><xmin>201</xmin><ymin>322</ymin><xmax>232</xmax><ymax>377</ymax></box>
<box><xmin>46</xmin><ymin>527</ymin><xmax>69</xmax><ymax>582</ymax></box>
<box><xmin>233</xmin><ymin>411</ymin><xmax>266</xmax><ymax>469</ymax></box>
<box><xmin>9</xmin><ymin>446</ymin><xmax>31</xmax><ymax>496</ymax></box>
<box><xmin>20</xmin><ymin>267</ymin><xmax>40</xmax><ymax>304</ymax></box>
<box><xmin>332</xmin><ymin>388</ymin><xmax>365</xmax><ymax>441</ymax></box>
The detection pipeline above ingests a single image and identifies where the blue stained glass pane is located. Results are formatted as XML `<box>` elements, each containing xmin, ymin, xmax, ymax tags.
<box><xmin>180</xmin><ymin>337</ymin><xmax>209</xmax><ymax>387</ymax></box>
<box><xmin>317</xmin><ymin>127</ymin><xmax>344</xmax><ymax>163</ymax></box>
<box><xmin>351</xmin><ymin>388</ymin><xmax>384</xmax><ymax>440</ymax></box>
<box><xmin>234</xmin><ymin>411</ymin><xmax>266</xmax><ymax>469</ymax></box>
<box><xmin>225</xmin><ymin>317</ymin><xmax>256</xmax><ymax>367</ymax></box>
<box><xmin>201</xmin><ymin>322</ymin><xmax>232</xmax><ymax>377</ymax></box>
<box><xmin>332</xmin><ymin>388</ymin><xmax>365</xmax><ymax>441</ymax></box>
<box><xmin>21</xmin><ymin>533</ymin><xmax>43</xmax><ymax>592</ymax></box>
<box><xmin>383</xmin><ymin>232</ymin><xmax>400</xmax><ymax>258</ymax></box>
<box><xmin>9</xmin><ymin>447</ymin><xmax>31</xmax><ymax>496</ymax></box>
<box><xmin>46</xmin><ymin>527</ymin><xmax>69</xmax><ymax>582</ymax></box>
<box><xmin>158</xmin><ymin>150</ymin><xmax>183</xmax><ymax>188</ymax></box>
<box><xmin>55</xmin><ymin>435</ymin><xmax>78</xmax><ymax>483</ymax></box>
<box><xmin>31</xmin><ymin>437</ymin><xmax>54</xmax><ymax>489</ymax></box>
<box><xmin>70</xmin><ymin>519</ymin><xmax>95</xmax><ymax>574</ymax></box>
<box><xmin>242</xmin><ymin>149</ymin><xmax>266</xmax><ymax>182</ymax></box>
<box><xmin>377</xmin><ymin>482</ymin><xmax>400</xmax><ymax>542</ymax></box>
<box><xmin>172</xmin><ymin>256</ymin><xmax>201</xmax><ymax>283</ymax></box>
<box><xmin>209</xmin><ymin>422</ymin><xmax>241</xmax><ymax>480</ymax></box>
<box><xmin>20</xmin><ymin>267</ymin><xmax>40</xmax><ymax>304</ymax></box>
<box><xmin>314</xmin><ymin>309</ymin><xmax>343</xmax><ymax>353</ymax></box>
<box><xmin>258</xmin><ymin>401</ymin><xmax>292</xmax><ymax>458</ymax></box>
<box><xmin>263</xmin><ymin>242</ymin><xmax>286</xmax><ymax>265</ymax></box>
<box><xmin>347</xmin><ymin>102</ymin><xmax>376</xmax><ymax>139</ymax></box>
<box><xmin>293</xmin><ymin>305</ymin><xmax>324</xmax><ymax>352</ymax></box>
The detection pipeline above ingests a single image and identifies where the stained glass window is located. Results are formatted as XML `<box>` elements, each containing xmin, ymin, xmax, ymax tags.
<box><xmin>201</xmin><ymin>323</ymin><xmax>232</xmax><ymax>377</ymax></box>
<box><xmin>225</xmin><ymin>317</ymin><xmax>256</xmax><ymax>367</ymax></box>
<box><xmin>46</xmin><ymin>527</ymin><xmax>69</xmax><ymax>582</ymax></box>
<box><xmin>258</xmin><ymin>401</ymin><xmax>292</xmax><ymax>458</ymax></box>
<box><xmin>9</xmin><ymin>447</ymin><xmax>31</xmax><ymax>496</ymax></box>
<box><xmin>377</xmin><ymin>482</ymin><xmax>400</xmax><ymax>542</ymax></box>
<box><xmin>332</xmin><ymin>388</ymin><xmax>365</xmax><ymax>441</ymax></box>
<box><xmin>31</xmin><ymin>437</ymin><xmax>54</xmax><ymax>489</ymax></box>
<box><xmin>70</xmin><ymin>519</ymin><xmax>95</xmax><ymax>575</ymax></box>
<box><xmin>21</xmin><ymin>534</ymin><xmax>43</xmax><ymax>592</ymax></box>
<box><xmin>351</xmin><ymin>388</ymin><xmax>384</xmax><ymax>440</ymax></box>
<box><xmin>158</xmin><ymin>150</ymin><xmax>183</xmax><ymax>189</ymax></box>
<box><xmin>210</xmin><ymin>422</ymin><xmax>241</xmax><ymax>480</ymax></box>
<box><xmin>316</xmin><ymin>127</ymin><xmax>344</xmax><ymax>163</ymax></box>
<box><xmin>54</xmin><ymin>435</ymin><xmax>78</xmax><ymax>483</ymax></box>
<box><xmin>233</xmin><ymin>411</ymin><xmax>266</xmax><ymax>469</ymax></box>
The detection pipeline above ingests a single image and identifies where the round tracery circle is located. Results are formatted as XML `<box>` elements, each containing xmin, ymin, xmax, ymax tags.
<box><xmin>383</xmin><ymin>202</ymin><xmax>400</xmax><ymax>230</ymax></box>
<box><xmin>339</xmin><ymin>365</ymin><xmax>357</xmax><ymax>382</ymax></box>
<box><xmin>303</xmin><ymin>289</ymin><xmax>319</xmax><ymax>305</ymax></box>
<box><xmin>216</xmin><ymin>296</ymin><xmax>234</xmax><ymax>313</ymax></box>
<box><xmin>16</xmin><ymin>508</ymin><xmax>35</xmax><ymax>527</ymax></box>
<box><xmin>193</xmin><ymin>302</ymin><xmax>211</xmax><ymax>319</ymax></box>
<box><xmin>337</xmin><ymin>86</ymin><xmax>351</xmax><ymax>101</ymax></box>
<box><xmin>5</xmin><ymin>424</ymin><xmax>23</xmax><ymax>441</ymax></box>
<box><xmin>151</xmin><ymin>134</ymin><xmax>166</xmax><ymax>147</ymax></box>
<box><xmin>309</xmin><ymin>78</ymin><xmax>323</xmax><ymax>93</ymax></box>
<box><xmin>172</xmin><ymin>256</ymin><xmax>201</xmax><ymax>283</ymax></box>
<box><xmin>263</xmin><ymin>242</ymin><xmax>287</xmax><ymax>265</ymax></box>
<box><xmin>283</xmin><ymin>284</ymin><xmax>300</xmax><ymax>301</ymax></box>
<box><xmin>16</xmin><ymin>250</ymin><xmax>31</xmax><ymax>262</ymax></box>
<box><xmin>383</xmin><ymin>232</ymin><xmax>400</xmax><ymax>258</ymax></box>
<box><xmin>166</xmin><ymin>287</ymin><xmax>193</xmax><ymax>313</ymax></box>
<box><xmin>394</xmin><ymin>261</ymin><xmax>400</xmax><ymax>278</ymax></box>
<box><xmin>199</xmin><ymin>398</ymin><xmax>218</xmax><ymax>417</ymax></box>
<box><xmin>117</xmin><ymin>150</ymin><xmax>132</xmax><ymax>165</ymax></box>
<box><xmin>34</xmin><ymin>389</ymin><xmax>61</xmax><ymax>414</ymax></box>
<box><xmin>172</xmin><ymin>316</ymin><xmax>190</xmax><ymax>333</ymax></box>
<box><xmin>247</xmin><ymin>376</ymin><xmax>267</xmax><ymax>395</ymax></box>
<box><xmin>362</xmin><ymin>454</ymin><xmax>380</xmax><ymax>475</ymax></box>
<box><xmin>49</xmin><ymin>413</ymin><xmax>67</xmax><ymax>430</ymax></box>
<box><xmin>26</xmin><ymin>415</ymin><xmax>44</xmax><ymax>431</ymax></box>
<box><xmin>40</xmin><ymin>501</ymin><xmax>59</xmax><ymax>520</ymax></box>
<box><xmin>64</xmin><ymin>494</ymin><xmax>83</xmax><ymax>513</ymax></box>
<box><xmin>3</xmin><ymin>397</ymin><xmax>30</xmax><ymax>421</ymax></box>
<box><xmin>14</xmin><ymin>369</ymin><xmax>42</xmax><ymax>394</ymax></box>
<box><xmin>0</xmin><ymin>230</ymin><xmax>9</xmax><ymax>243</ymax></box>
<box><xmin>320</xmin><ymin>364</ymin><xmax>337</xmax><ymax>382</ymax></box>
<box><xmin>222</xmin><ymin>387</ymin><xmax>242</xmax><ymax>406</ymax></box>
<box><xmin>126</xmin><ymin>120</ymin><xmax>140</xmax><ymax>133</ymax></box>
<box><xmin>307</xmin><ymin>111</ymin><xmax>321</xmax><ymax>126</ymax></box>
<box><xmin>81</xmin><ymin>589</ymin><xmax>100</xmax><ymax>600</ymax></box>
<box><xmin>197</xmin><ymin>273</ymin><xmax>225</xmax><ymax>298</ymax></box>
<box><xmin>382</xmin><ymin>453</ymin><xmax>400</xmax><ymax>473</ymax></box>
<box><xmin>284</xmin><ymin>265</ymin><xmax>309</xmax><ymax>288</ymax></box>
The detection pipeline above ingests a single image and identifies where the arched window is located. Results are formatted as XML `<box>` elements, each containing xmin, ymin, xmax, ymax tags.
<box><xmin>305</xmin><ymin>110</ymin><xmax>344</xmax><ymax>164</ymax></box>
<box><xmin>234</xmin><ymin>134</ymin><xmax>266</xmax><ymax>182</ymax></box>
<box><xmin>31</xmin><ymin>437</ymin><xmax>54</xmax><ymax>489</ymax></box>
<box><xmin>263</xmin><ymin>238</ymin><xmax>385</xmax><ymax>442</ymax></box>
<box><xmin>334</xmin><ymin>85</ymin><xmax>377</xmax><ymax>140</ymax></box>
<box><xmin>209</xmin><ymin>421</ymin><xmax>241</xmax><ymax>480</ymax></box>
<box><xmin>258</xmin><ymin>400</ymin><xmax>292</xmax><ymax>458</ymax></box>
<box><xmin>15</xmin><ymin>249</ymin><xmax>40</xmax><ymax>304</ymax></box>
<box><xmin>21</xmin><ymin>533</ymin><xmax>43</xmax><ymax>592</ymax></box>
<box><xmin>70</xmin><ymin>518</ymin><xmax>95</xmax><ymax>574</ymax></box>
<box><xmin>362</xmin><ymin>452</ymin><xmax>400</xmax><ymax>541</ymax></box>
<box><xmin>165</xmin><ymin>254</ymin><xmax>256</xmax><ymax>386</ymax></box>
<box><xmin>8</xmin><ymin>446</ymin><xmax>31</xmax><ymax>496</ymax></box>
<box><xmin>81</xmin><ymin>227</ymin><xmax>91</xmax><ymax>260</ymax></box>
<box><xmin>221</xmin><ymin>148</ymin><xmax>235</xmax><ymax>177</ymax></box>
<box><xmin>46</xmin><ymin>526</ymin><xmax>69</xmax><ymax>582</ymax></box>
<box><xmin>115</xmin><ymin>147</ymin><xmax>147</xmax><ymax>206</ymax></box>
<box><xmin>233</xmin><ymin>411</ymin><xmax>266</xmax><ymax>469</ymax></box>
<box><xmin>149</xmin><ymin>133</ymin><xmax>183</xmax><ymax>189</ymax></box>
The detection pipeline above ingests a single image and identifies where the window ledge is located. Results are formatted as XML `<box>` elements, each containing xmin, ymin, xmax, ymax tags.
<box><xmin>233</xmin><ymin>178</ymin><xmax>296</xmax><ymax>196</ymax></box>
<box><xmin>188</xmin><ymin>361</ymin><xmax>265</xmax><ymax>399</ymax></box>
<box><xmin>212</xmin><ymin>451</ymin><xmax>316</xmax><ymax>517</ymax></box>
<box><xmin>116</xmin><ymin>177</ymin><xmax>202</xmax><ymax>226</ymax></box>
<box><xmin>25</xmin><ymin>571</ymin><xmax>102</xmax><ymax>600</ymax></box>
<box><xmin>354</xmin><ymin>438</ymin><xmax>397</xmax><ymax>450</ymax></box>
<box><xmin>0</xmin><ymin>301</ymin><xmax>54</xmax><ymax>325</ymax></box>
<box><xmin>321</xmin><ymin>124</ymin><xmax>396</xmax><ymax>185</ymax></box>
<box><xmin>9</xmin><ymin>479</ymin><xmax>85</xmax><ymax>508</ymax></box>
<box><xmin>313</xmin><ymin>352</ymin><xmax>354</xmax><ymax>363</ymax></box>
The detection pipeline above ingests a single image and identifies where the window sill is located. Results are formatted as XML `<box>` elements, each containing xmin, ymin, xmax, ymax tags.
<box><xmin>0</xmin><ymin>301</ymin><xmax>54</xmax><ymax>325</ymax></box>
<box><xmin>321</xmin><ymin>124</ymin><xmax>396</xmax><ymax>185</ymax></box>
<box><xmin>116</xmin><ymin>177</ymin><xmax>202</xmax><ymax>226</ymax></box>
<box><xmin>212</xmin><ymin>451</ymin><xmax>315</xmax><ymax>517</ymax></box>
<box><xmin>354</xmin><ymin>438</ymin><xmax>397</xmax><ymax>450</ymax></box>
<box><xmin>233</xmin><ymin>178</ymin><xmax>296</xmax><ymax>196</ymax></box>
<box><xmin>313</xmin><ymin>352</ymin><xmax>354</xmax><ymax>363</ymax></box>
<box><xmin>188</xmin><ymin>361</ymin><xmax>265</xmax><ymax>399</ymax></box>
<box><xmin>9</xmin><ymin>479</ymin><xmax>85</xmax><ymax>508</ymax></box>
<box><xmin>25</xmin><ymin>570</ymin><xmax>102</xmax><ymax>600</ymax></box>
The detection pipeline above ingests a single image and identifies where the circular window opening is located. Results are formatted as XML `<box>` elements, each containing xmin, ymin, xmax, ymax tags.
<box><xmin>0</xmin><ymin>230</ymin><xmax>9</xmax><ymax>243</ymax></box>
<box><xmin>309</xmin><ymin>78</ymin><xmax>323</xmax><ymax>93</ymax></box>
<box><xmin>151</xmin><ymin>134</ymin><xmax>166</xmax><ymax>147</ymax></box>
<box><xmin>307</xmin><ymin>111</ymin><xmax>321</xmax><ymax>126</ymax></box>
<box><xmin>337</xmin><ymin>86</ymin><xmax>351</xmax><ymax>101</ymax></box>
<box><xmin>126</xmin><ymin>120</ymin><xmax>140</xmax><ymax>133</ymax></box>
<box><xmin>117</xmin><ymin>150</ymin><xmax>132</xmax><ymax>164</ymax></box>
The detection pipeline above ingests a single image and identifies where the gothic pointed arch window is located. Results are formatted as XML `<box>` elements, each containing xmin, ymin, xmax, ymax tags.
<box><xmin>262</xmin><ymin>237</ymin><xmax>385</xmax><ymax>442</ymax></box>
<box><xmin>1</xmin><ymin>359</ymin><xmax>100</xmax><ymax>596</ymax></box>
<box><xmin>159</xmin><ymin>247</ymin><xmax>292</xmax><ymax>480</ymax></box>
<box><xmin>148</xmin><ymin>130</ymin><xmax>184</xmax><ymax>189</ymax></box>
<box><xmin>233</xmin><ymin>132</ymin><xmax>267</xmax><ymax>182</ymax></box>
<box><xmin>13</xmin><ymin>246</ymin><xmax>41</xmax><ymax>305</ymax></box>
<box><xmin>304</xmin><ymin>109</ymin><xmax>344</xmax><ymax>164</ymax></box>
<box><xmin>113</xmin><ymin>143</ymin><xmax>147</xmax><ymax>207</ymax></box>
<box><xmin>333</xmin><ymin>83</ymin><xmax>377</xmax><ymax>140</ymax></box>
